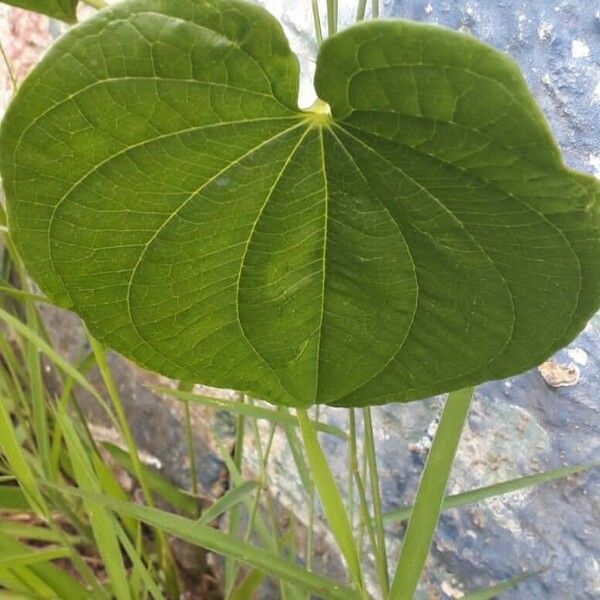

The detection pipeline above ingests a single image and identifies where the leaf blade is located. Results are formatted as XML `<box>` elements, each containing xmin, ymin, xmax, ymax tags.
<box><xmin>296</xmin><ymin>409</ymin><xmax>364</xmax><ymax>594</ymax></box>
<box><xmin>1</xmin><ymin>3</ymin><xmax>599</xmax><ymax>408</ymax></box>
<box><xmin>382</xmin><ymin>461</ymin><xmax>600</xmax><ymax>524</ymax></box>
<box><xmin>1</xmin><ymin>0</ymin><xmax>78</xmax><ymax>23</ymax></box>
<box><xmin>389</xmin><ymin>387</ymin><xmax>474</xmax><ymax>600</ymax></box>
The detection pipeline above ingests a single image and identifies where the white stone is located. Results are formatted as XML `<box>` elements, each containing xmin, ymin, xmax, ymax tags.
<box><xmin>567</xmin><ymin>347</ymin><xmax>589</xmax><ymax>367</ymax></box>
<box><xmin>571</xmin><ymin>39</ymin><xmax>590</xmax><ymax>58</ymax></box>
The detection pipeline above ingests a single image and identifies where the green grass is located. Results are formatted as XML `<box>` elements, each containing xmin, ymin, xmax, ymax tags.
<box><xmin>1</xmin><ymin>231</ymin><xmax>598</xmax><ymax>599</ymax></box>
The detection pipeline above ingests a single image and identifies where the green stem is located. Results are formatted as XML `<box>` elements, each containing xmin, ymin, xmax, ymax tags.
<box><xmin>363</xmin><ymin>407</ymin><xmax>389</xmax><ymax>595</ymax></box>
<box><xmin>0</xmin><ymin>41</ymin><xmax>17</xmax><ymax>91</ymax></box>
<box><xmin>372</xmin><ymin>0</ymin><xmax>379</xmax><ymax>18</ymax></box>
<box><xmin>225</xmin><ymin>392</ymin><xmax>246</xmax><ymax>596</ymax></box>
<box><xmin>297</xmin><ymin>408</ymin><xmax>365</xmax><ymax>597</ymax></box>
<box><xmin>348</xmin><ymin>409</ymin><xmax>356</xmax><ymax>529</ymax></box>
<box><xmin>49</xmin><ymin>352</ymin><xmax>95</xmax><ymax>480</ymax></box>
<box><xmin>355</xmin><ymin>0</ymin><xmax>368</xmax><ymax>22</ymax></box>
<box><xmin>311</xmin><ymin>0</ymin><xmax>323</xmax><ymax>47</ymax></box>
<box><xmin>305</xmin><ymin>406</ymin><xmax>319</xmax><ymax>581</ymax></box>
<box><xmin>333</xmin><ymin>0</ymin><xmax>339</xmax><ymax>32</ymax></box>
<box><xmin>357</xmin><ymin>419</ymin><xmax>369</xmax><ymax>554</ymax></box>
<box><xmin>352</xmin><ymin>455</ymin><xmax>378</xmax><ymax>581</ymax></box>
<box><xmin>390</xmin><ymin>387</ymin><xmax>474</xmax><ymax>599</ymax></box>
<box><xmin>179</xmin><ymin>381</ymin><xmax>199</xmax><ymax>509</ymax></box>
<box><xmin>89</xmin><ymin>336</ymin><xmax>180</xmax><ymax>597</ymax></box>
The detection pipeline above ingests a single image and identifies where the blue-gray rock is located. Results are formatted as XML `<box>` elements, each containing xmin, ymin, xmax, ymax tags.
<box><xmin>373</xmin><ymin>2</ymin><xmax>600</xmax><ymax>598</ymax></box>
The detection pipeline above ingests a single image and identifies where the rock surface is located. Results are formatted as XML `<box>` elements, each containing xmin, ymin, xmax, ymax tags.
<box><xmin>374</xmin><ymin>3</ymin><xmax>600</xmax><ymax>598</ymax></box>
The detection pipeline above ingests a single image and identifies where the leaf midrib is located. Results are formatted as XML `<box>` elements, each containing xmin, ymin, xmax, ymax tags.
<box><xmin>313</xmin><ymin>126</ymin><xmax>329</xmax><ymax>403</ymax></box>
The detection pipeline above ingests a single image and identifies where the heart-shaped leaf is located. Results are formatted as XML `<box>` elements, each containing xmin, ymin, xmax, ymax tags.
<box><xmin>2</xmin><ymin>0</ymin><xmax>78</xmax><ymax>23</ymax></box>
<box><xmin>1</xmin><ymin>0</ymin><xmax>599</xmax><ymax>407</ymax></box>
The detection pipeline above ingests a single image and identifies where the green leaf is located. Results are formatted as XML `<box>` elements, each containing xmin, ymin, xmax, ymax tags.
<box><xmin>297</xmin><ymin>409</ymin><xmax>364</xmax><ymax>594</ymax></box>
<box><xmin>194</xmin><ymin>480</ymin><xmax>259</xmax><ymax>527</ymax></box>
<box><xmin>0</xmin><ymin>548</ymin><xmax>71</xmax><ymax>569</ymax></box>
<box><xmin>44</xmin><ymin>482</ymin><xmax>364</xmax><ymax>600</ymax></box>
<box><xmin>1</xmin><ymin>2</ymin><xmax>599</xmax><ymax>408</ymax></box>
<box><xmin>390</xmin><ymin>387</ymin><xmax>473</xmax><ymax>600</ymax></box>
<box><xmin>1</xmin><ymin>0</ymin><xmax>78</xmax><ymax>23</ymax></box>
<box><xmin>102</xmin><ymin>441</ymin><xmax>199</xmax><ymax>516</ymax></box>
<box><xmin>0</xmin><ymin>531</ymin><xmax>90</xmax><ymax>600</ymax></box>
<box><xmin>382</xmin><ymin>460</ymin><xmax>600</xmax><ymax>524</ymax></box>
<box><xmin>57</xmin><ymin>409</ymin><xmax>132</xmax><ymax>600</ymax></box>
<box><xmin>461</xmin><ymin>572</ymin><xmax>537</xmax><ymax>600</ymax></box>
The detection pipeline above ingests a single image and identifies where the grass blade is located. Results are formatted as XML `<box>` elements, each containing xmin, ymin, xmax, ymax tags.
<box><xmin>0</xmin><ymin>284</ymin><xmax>49</xmax><ymax>304</ymax></box>
<box><xmin>0</xmin><ymin>308</ymin><xmax>102</xmax><ymax>403</ymax></box>
<box><xmin>225</xmin><ymin>393</ymin><xmax>247</xmax><ymax>597</ymax></box>
<box><xmin>102</xmin><ymin>442</ymin><xmax>198</xmax><ymax>516</ymax></box>
<box><xmin>5</xmin><ymin>252</ymin><xmax>50</xmax><ymax>476</ymax></box>
<box><xmin>389</xmin><ymin>387</ymin><xmax>474</xmax><ymax>600</ymax></box>
<box><xmin>0</xmin><ymin>399</ymin><xmax>45</xmax><ymax>515</ymax></box>
<box><xmin>154</xmin><ymin>386</ymin><xmax>347</xmax><ymax>439</ymax></box>
<box><xmin>115</xmin><ymin>522</ymin><xmax>163</xmax><ymax>600</ymax></box>
<box><xmin>44</xmin><ymin>482</ymin><xmax>363</xmax><ymax>600</ymax></box>
<box><xmin>195</xmin><ymin>480</ymin><xmax>259</xmax><ymax>527</ymax></box>
<box><xmin>0</xmin><ymin>531</ymin><xmax>90</xmax><ymax>600</ymax></box>
<box><xmin>229</xmin><ymin>569</ymin><xmax>265</xmax><ymax>600</ymax></box>
<box><xmin>1</xmin><ymin>522</ymin><xmax>79</xmax><ymax>544</ymax></box>
<box><xmin>363</xmin><ymin>407</ymin><xmax>389</xmax><ymax>595</ymax></box>
<box><xmin>0</xmin><ymin>548</ymin><xmax>70</xmax><ymax>569</ymax></box>
<box><xmin>382</xmin><ymin>461</ymin><xmax>600</xmax><ymax>524</ymax></box>
<box><xmin>0</xmin><ymin>404</ymin><xmax>106</xmax><ymax>600</ymax></box>
<box><xmin>296</xmin><ymin>409</ymin><xmax>365</xmax><ymax>595</ymax></box>
<box><xmin>57</xmin><ymin>409</ymin><xmax>131</xmax><ymax>600</ymax></box>
<box><xmin>461</xmin><ymin>572</ymin><xmax>536</xmax><ymax>599</ymax></box>
<box><xmin>0</xmin><ymin>486</ymin><xmax>30</xmax><ymax>512</ymax></box>
<box><xmin>88</xmin><ymin>336</ymin><xmax>178</xmax><ymax>598</ymax></box>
